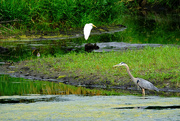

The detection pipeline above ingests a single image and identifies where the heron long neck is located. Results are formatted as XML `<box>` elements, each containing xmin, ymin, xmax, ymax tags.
<box><xmin>124</xmin><ymin>65</ymin><xmax>135</xmax><ymax>81</ymax></box>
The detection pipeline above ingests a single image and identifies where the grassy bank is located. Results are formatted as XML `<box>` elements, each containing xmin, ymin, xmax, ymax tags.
<box><xmin>14</xmin><ymin>46</ymin><xmax>180</xmax><ymax>90</ymax></box>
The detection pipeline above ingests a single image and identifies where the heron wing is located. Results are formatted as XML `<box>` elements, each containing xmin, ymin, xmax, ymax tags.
<box><xmin>137</xmin><ymin>78</ymin><xmax>159</xmax><ymax>91</ymax></box>
<box><xmin>83</xmin><ymin>24</ymin><xmax>92</xmax><ymax>40</ymax></box>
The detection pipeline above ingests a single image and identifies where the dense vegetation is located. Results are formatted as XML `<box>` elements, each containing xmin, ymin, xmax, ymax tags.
<box><xmin>0</xmin><ymin>0</ymin><xmax>179</xmax><ymax>35</ymax></box>
<box><xmin>0</xmin><ymin>0</ymin><xmax>125</xmax><ymax>33</ymax></box>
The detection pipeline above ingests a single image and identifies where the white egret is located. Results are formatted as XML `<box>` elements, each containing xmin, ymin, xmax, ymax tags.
<box><xmin>83</xmin><ymin>23</ymin><xmax>96</xmax><ymax>40</ymax></box>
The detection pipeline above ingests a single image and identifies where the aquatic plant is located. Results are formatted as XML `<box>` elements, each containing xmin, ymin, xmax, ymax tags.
<box><xmin>0</xmin><ymin>74</ymin><xmax>121</xmax><ymax>96</ymax></box>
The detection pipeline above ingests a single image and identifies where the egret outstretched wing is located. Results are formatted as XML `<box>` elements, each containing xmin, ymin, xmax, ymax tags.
<box><xmin>83</xmin><ymin>23</ymin><xmax>96</xmax><ymax>40</ymax></box>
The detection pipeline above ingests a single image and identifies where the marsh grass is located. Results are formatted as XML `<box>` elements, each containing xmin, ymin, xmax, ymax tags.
<box><xmin>19</xmin><ymin>46</ymin><xmax>180</xmax><ymax>89</ymax></box>
<box><xmin>0</xmin><ymin>0</ymin><xmax>179</xmax><ymax>45</ymax></box>
<box><xmin>1</xmin><ymin>0</ymin><xmax>179</xmax><ymax>45</ymax></box>
<box><xmin>115</xmin><ymin>13</ymin><xmax>180</xmax><ymax>44</ymax></box>
<box><xmin>0</xmin><ymin>0</ymin><xmax>177</xmax><ymax>32</ymax></box>
<box><xmin>0</xmin><ymin>74</ymin><xmax>122</xmax><ymax>96</ymax></box>
<box><xmin>0</xmin><ymin>0</ymin><xmax>125</xmax><ymax>34</ymax></box>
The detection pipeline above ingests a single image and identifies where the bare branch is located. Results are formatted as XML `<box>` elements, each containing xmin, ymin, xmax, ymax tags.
<box><xmin>0</xmin><ymin>24</ymin><xmax>13</xmax><ymax>31</ymax></box>
<box><xmin>0</xmin><ymin>19</ymin><xmax>23</xmax><ymax>24</ymax></box>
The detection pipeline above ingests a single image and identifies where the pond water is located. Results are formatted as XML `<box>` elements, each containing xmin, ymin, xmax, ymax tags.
<box><xmin>0</xmin><ymin>95</ymin><xmax>180</xmax><ymax>120</ymax></box>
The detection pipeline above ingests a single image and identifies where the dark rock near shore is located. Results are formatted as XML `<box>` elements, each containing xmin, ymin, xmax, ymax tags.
<box><xmin>85</xmin><ymin>43</ymin><xmax>99</xmax><ymax>52</ymax></box>
<box><xmin>0</xmin><ymin>46</ymin><xmax>9</xmax><ymax>53</ymax></box>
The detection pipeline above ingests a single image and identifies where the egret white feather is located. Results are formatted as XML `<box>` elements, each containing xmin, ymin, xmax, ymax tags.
<box><xmin>83</xmin><ymin>23</ymin><xmax>96</xmax><ymax>40</ymax></box>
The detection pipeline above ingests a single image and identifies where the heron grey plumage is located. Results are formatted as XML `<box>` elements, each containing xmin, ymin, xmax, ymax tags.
<box><xmin>113</xmin><ymin>62</ymin><xmax>159</xmax><ymax>96</ymax></box>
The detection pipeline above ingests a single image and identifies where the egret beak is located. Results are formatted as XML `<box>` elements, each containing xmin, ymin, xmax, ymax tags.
<box><xmin>93</xmin><ymin>24</ymin><xmax>97</xmax><ymax>28</ymax></box>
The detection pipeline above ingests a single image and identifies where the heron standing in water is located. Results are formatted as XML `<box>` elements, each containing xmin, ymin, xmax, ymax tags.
<box><xmin>114</xmin><ymin>62</ymin><xmax>159</xmax><ymax>96</ymax></box>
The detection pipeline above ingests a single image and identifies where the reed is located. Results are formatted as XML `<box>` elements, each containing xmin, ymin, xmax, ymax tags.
<box><xmin>1</xmin><ymin>0</ymin><xmax>178</xmax><ymax>35</ymax></box>
<box><xmin>0</xmin><ymin>0</ymin><xmax>125</xmax><ymax>33</ymax></box>
<box><xmin>0</xmin><ymin>0</ymin><xmax>178</xmax><ymax>45</ymax></box>
<box><xmin>0</xmin><ymin>74</ymin><xmax>121</xmax><ymax>96</ymax></box>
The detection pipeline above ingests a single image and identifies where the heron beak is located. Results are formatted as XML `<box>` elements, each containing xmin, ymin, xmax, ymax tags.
<box><xmin>113</xmin><ymin>64</ymin><xmax>121</xmax><ymax>67</ymax></box>
<box><xmin>93</xmin><ymin>24</ymin><xmax>97</xmax><ymax>28</ymax></box>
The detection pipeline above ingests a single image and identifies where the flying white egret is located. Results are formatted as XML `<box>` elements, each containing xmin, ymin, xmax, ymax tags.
<box><xmin>83</xmin><ymin>23</ymin><xmax>96</xmax><ymax>40</ymax></box>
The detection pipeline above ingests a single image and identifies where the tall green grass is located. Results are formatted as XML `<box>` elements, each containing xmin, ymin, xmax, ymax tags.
<box><xmin>0</xmin><ymin>74</ymin><xmax>121</xmax><ymax>96</ymax></box>
<box><xmin>114</xmin><ymin>13</ymin><xmax>180</xmax><ymax>44</ymax></box>
<box><xmin>0</xmin><ymin>0</ymin><xmax>125</xmax><ymax>33</ymax></box>
<box><xmin>0</xmin><ymin>0</ymin><xmax>179</xmax><ymax>45</ymax></box>
<box><xmin>1</xmin><ymin>0</ymin><xmax>178</xmax><ymax>33</ymax></box>
<box><xmin>19</xmin><ymin>46</ymin><xmax>180</xmax><ymax>89</ymax></box>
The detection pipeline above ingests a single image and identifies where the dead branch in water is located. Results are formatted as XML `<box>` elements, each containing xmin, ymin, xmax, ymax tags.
<box><xmin>0</xmin><ymin>19</ymin><xmax>23</xmax><ymax>24</ymax></box>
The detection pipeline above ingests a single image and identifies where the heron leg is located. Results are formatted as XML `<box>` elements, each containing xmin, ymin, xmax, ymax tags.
<box><xmin>142</xmin><ymin>89</ymin><xmax>145</xmax><ymax>96</ymax></box>
<box><xmin>137</xmin><ymin>85</ymin><xmax>141</xmax><ymax>90</ymax></box>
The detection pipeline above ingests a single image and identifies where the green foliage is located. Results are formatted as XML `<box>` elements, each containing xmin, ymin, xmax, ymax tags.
<box><xmin>0</xmin><ymin>0</ymin><xmax>126</xmax><ymax>32</ymax></box>
<box><xmin>18</xmin><ymin>46</ymin><xmax>180</xmax><ymax>89</ymax></box>
<box><xmin>0</xmin><ymin>74</ymin><xmax>121</xmax><ymax>96</ymax></box>
<box><xmin>0</xmin><ymin>0</ymin><xmax>179</xmax><ymax>45</ymax></box>
<box><xmin>116</xmin><ymin>14</ymin><xmax>180</xmax><ymax>44</ymax></box>
<box><xmin>146</xmin><ymin>0</ymin><xmax>179</xmax><ymax>8</ymax></box>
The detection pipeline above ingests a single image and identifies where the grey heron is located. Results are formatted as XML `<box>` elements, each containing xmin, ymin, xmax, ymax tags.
<box><xmin>114</xmin><ymin>62</ymin><xmax>159</xmax><ymax>96</ymax></box>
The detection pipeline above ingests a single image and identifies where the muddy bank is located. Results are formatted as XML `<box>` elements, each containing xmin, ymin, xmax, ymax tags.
<box><xmin>0</xmin><ymin>42</ymin><xmax>179</xmax><ymax>96</ymax></box>
<box><xmin>0</xmin><ymin>24</ymin><xmax>126</xmax><ymax>41</ymax></box>
<box><xmin>0</xmin><ymin>62</ymin><xmax>179</xmax><ymax>97</ymax></box>
<box><xmin>90</xmin><ymin>42</ymin><xmax>163</xmax><ymax>52</ymax></box>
